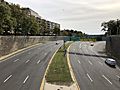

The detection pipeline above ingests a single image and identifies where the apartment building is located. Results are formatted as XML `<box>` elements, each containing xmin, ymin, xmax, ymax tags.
<box><xmin>22</xmin><ymin>8</ymin><xmax>41</xmax><ymax>18</ymax></box>
<box><xmin>22</xmin><ymin>8</ymin><xmax>60</xmax><ymax>35</ymax></box>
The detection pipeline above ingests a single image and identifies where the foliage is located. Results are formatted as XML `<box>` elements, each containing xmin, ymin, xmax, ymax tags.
<box><xmin>0</xmin><ymin>1</ymin><xmax>85</xmax><ymax>36</ymax></box>
<box><xmin>46</xmin><ymin>42</ymin><xmax>73</xmax><ymax>85</ymax></box>
<box><xmin>0</xmin><ymin>3</ymin><xmax>11</xmax><ymax>34</ymax></box>
<box><xmin>53</xmin><ymin>27</ymin><xmax>60</xmax><ymax>35</ymax></box>
<box><xmin>60</xmin><ymin>29</ymin><xmax>84</xmax><ymax>37</ymax></box>
<box><xmin>0</xmin><ymin>2</ymin><xmax>40</xmax><ymax>35</ymax></box>
<box><xmin>101</xmin><ymin>19</ymin><xmax>120</xmax><ymax>35</ymax></box>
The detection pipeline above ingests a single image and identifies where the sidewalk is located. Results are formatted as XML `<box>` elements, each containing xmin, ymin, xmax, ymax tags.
<box><xmin>44</xmin><ymin>82</ymin><xmax>78</xmax><ymax>90</ymax></box>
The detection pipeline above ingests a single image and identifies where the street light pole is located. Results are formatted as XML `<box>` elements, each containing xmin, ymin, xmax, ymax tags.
<box><xmin>117</xmin><ymin>19</ymin><xmax>119</xmax><ymax>35</ymax></box>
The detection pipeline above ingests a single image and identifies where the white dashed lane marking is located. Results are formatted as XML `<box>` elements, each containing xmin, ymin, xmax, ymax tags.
<box><xmin>23</xmin><ymin>76</ymin><xmax>29</xmax><ymax>84</ymax></box>
<box><xmin>116</xmin><ymin>75</ymin><xmax>120</xmax><ymax>78</ymax></box>
<box><xmin>78</xmin><ymin>60</ymin><xmax>81</xmax><ymax>64</ymax></box>
<box><xmin>44</xmin><ymin>53</ymin><xmax>47</xmax><ymax>56</ymax></box>
<box><xmin>102</xmin><ymin>75</ymin><xmax>112</xmax><ymax>85</ymax></box>
<box><xmin>13</xmin><ymin>59</ymin><xmax>19</xmax><ymax>62</ymax></box>
<box><xmin>25</xmin><ymin>60</ymin><xmax>30</xmax><ymax>63</ymax></box>
<box><xmin>88</xmin><ymin>61</ymin><xmax>93</xmax><ymax>65</ymax></box>
<box><xmin>4</xmin><ymin>75</ymin><xmax>12</xmax><ymax>83</ymax></box>
<box><xmin>37</xmin><ymin>60</ymin><xmax>41</xmax><ymax>64</ymax></box>
<box><xmin>87</xmin><ymin>73</ymin><xmax>93</xmax><ymax>82</ymax></box>
<box><xmin>98</xmin><ymin>61</ymin><xmax>103</xmax><ymax>65</ymax></box>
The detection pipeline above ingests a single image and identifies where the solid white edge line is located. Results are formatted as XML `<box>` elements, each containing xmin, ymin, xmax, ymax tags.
<box><xmin>4</xmin><ymin>75</ymin><xmax>12</xmax><ymax>83</ymax></box>
<box><xmin>87</xmin><ymin>73</ymin><xmax>93</xmax><ymax>82</ymax></box>
<box><xmin>102</xmin><ymin>75</ymin><xmax>112</xmax><ymax>85</ymax></box>
<box><xmin>23</xmin><ymin>76</ymin><xmax>29</xmax><ymax>84</ymax></box>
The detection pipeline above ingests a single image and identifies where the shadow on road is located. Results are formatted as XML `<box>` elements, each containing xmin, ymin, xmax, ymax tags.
<box><xmin>97</xmin><ymin>50</ymin><xmax>106</xmax><ymax>54</ymax></box>
<box><xmin>105</xmin><ymin>61</ymin><xmax>116</xmax><ymax>69</ymax></box>
<box><xmin>69</xmin><ymin>51</ymin><xmax>108</xmax><ymax>59</ymax></box>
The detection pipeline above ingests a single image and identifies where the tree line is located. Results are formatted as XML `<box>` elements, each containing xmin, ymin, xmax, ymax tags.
<box><xmin>60</xmin><ymin>29</ymin><xmax>85</xmax><ymax>37</ymax></box>
<box><xmin>0</xmin><ymin>1</ymin><xmax>85</xmax><ymax>36</ymax></box>
<box><xmin>101</xmin><ymin>19</ymin><xmax>120</xmax><ymax>36</ymax></box>
<box><xmin>0</xmin><ymin>1</ymin><xmax>61</xmax><ymax>36</ymax></box>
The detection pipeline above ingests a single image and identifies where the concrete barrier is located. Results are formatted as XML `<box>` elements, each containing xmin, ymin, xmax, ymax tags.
<box><xmin>0</xmin><ymin>36</ymin><xmax>65</xmax><ymax>57</ymax></box>
<box><xmin>106</xmin><ymin>35</ymin><xmax>120</xmax><ymax>65</ymax></box>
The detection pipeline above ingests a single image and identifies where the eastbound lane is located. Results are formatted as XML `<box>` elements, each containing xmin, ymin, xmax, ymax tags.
<box><xmin>0</xmin><ymin>41</ymin><xmax>63</xmax><ymax>90</ymax></box>
<box><xmin>69</xmin><ymin>41</ymin><xmax>120</xmax><ymax>90</ymax></box>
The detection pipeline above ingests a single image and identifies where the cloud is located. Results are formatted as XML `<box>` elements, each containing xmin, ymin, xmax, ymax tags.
<box><xmin>7</xmin><ymin>0</ymin><xmax>120</xmax><ymax>34</ymax></box>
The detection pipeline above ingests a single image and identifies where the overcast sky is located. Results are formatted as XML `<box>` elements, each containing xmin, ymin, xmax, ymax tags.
<box><xmin>7</xmin><ymin>0</ymin><xmax>120</xmax><ymax>34</ymax></box>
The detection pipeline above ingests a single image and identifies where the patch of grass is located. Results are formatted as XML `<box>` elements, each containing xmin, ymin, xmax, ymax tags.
<box><xmin>81</xmin><ymin>38</ymin><xmax>96</xmax><ymax>42</ymax></box>
<box><xmin>45</xmin><ymin>42</ymin><xmax>73</xmax><ymax>85</ymax></box>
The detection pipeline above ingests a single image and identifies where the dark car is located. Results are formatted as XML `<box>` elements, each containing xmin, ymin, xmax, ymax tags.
<box><xmin>56</xmin><ymin>42</ymin><xmax>59</xmax><ymax>45</ymax></box>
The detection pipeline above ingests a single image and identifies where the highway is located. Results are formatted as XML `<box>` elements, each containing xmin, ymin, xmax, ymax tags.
<box><xmin>0</xmin><ymin>41</ymin><xmax>63</xmax><ymax>90</ymax></box>
<box><xmin>69</xmin><ymin>41</ymin><xmax>120</xmax><ymax>90</ymax></box>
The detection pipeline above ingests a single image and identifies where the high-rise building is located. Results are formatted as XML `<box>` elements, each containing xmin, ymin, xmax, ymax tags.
<box><xmin>41</xmin><ymin>19</ymin><xmax>47</xmax><ymax>32</ymax></box>
<box><xmin>22</xmin><ymin>7</ymin><xmax>60</xmax><ymax>35</ymax></box>
<box><xmin>22</xmin><ymin>8</ymin><xmax>41</xmax><ymax>18</ymax></box>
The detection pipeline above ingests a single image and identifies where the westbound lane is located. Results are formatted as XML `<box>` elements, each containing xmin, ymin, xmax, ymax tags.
<box><xmin>0</xmin><ymin>41</ymin><xmax>63</xmax><ymax>90</ymax></box>
<box><xmin>69</xmin><ymin>41</ymin><xmax>120</xmax><ymax>90</ymax></box>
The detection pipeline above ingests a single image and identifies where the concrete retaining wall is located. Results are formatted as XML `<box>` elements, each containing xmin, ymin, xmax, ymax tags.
<box><xmin>0</xmin><ymin>36</ymin><xmax>65</xmax><ymax>57</ymax></box>
<box><xmin>106</xmin><ymin>35</ymin><xmax>120</xmax><ymax>65</ymax></box>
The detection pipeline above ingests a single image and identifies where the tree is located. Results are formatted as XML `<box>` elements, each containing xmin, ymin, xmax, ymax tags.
<box><xmin>29</xmin><ymin>16</ymin><xmax>39</xmax><ymax>35</ymax></box>
<box><xmin>0</xmin><ymin>3</ymin><xmax>15</xmax><ymax>35</ymax></box>
<box><xmin>53</xmin><ymin>27</ymin><xmax>60</xmax><ymax>35</ymax></box>
<box><xmin>21</xmin><ymin>16</ymin><xmax>39</xmax><ymax>35</ymax></box>
<box><xmin>9</xmin><ymin>4</ymin><xmax>25</xmax><ymax>35</ymax></box>
<box><xmin>101</xmin><ymin>20</ymin><xmax>120</xmax><ymax>35</ymax></box>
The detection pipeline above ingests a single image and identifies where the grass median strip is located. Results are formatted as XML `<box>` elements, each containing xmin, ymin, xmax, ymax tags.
<box><xmin>45</xmin><ymin>42</ymin><xmax>73</xmax><ymax>85</ymax></box>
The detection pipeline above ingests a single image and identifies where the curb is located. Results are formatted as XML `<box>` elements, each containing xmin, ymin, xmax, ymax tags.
<box><xmin>0</xmin><ymin>43</ymin><xmax>42</xmax><ymax>62</ymax></box>
<box><xmin>40</xmin><ymin>47</ymin><xmax>60</xmax><ymax>90</ymax></box>
<box><xmin>67</xmin><ymin>44</ymin><xmax>80</xmax><ymax>90</ymax></box>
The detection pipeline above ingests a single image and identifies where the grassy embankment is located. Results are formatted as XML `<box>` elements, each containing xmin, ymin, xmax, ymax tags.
<box><xmin>81</xmin><ymin>38</ymin><xmax>96</xmax><ymax>42</ymax></box>
<box><xmin>46</xmin><ymin>42</ymin><xmax>73</xmax><ymax>85</ymax></box>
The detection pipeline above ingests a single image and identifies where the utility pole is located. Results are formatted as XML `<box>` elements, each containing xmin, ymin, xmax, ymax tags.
<box><xmin>63</xmin><ymin>38</ymin><xmax>67</xmax><ymax>56</ymax></box>
<box><xmin>117</xmin><ymin>19</ymin><xmax>119</xmax><ymax>35</ymax></box>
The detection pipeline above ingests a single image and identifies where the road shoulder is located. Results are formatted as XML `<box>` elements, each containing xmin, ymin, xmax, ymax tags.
<box><xmin>67</xmin><ymin>44</ymin><xmax>80</xmax><ymax>90</ymax></box>
<box><xmin>0</xmin><ymin>43</ymin><xmax>42</xmax><ymax>62</ymax></box>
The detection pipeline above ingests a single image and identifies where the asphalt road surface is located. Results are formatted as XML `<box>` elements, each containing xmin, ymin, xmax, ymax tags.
<box><xmin>69</xmin><ymin>41</ymin><xmax>120</xmax><ymax>90</ymax></box>
<box><xmin>0</xmin><ymin>41</ymin><xmax>63</xmax><ymax>90</ymax></box>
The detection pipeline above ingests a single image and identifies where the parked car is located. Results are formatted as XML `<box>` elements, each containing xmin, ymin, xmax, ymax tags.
<box><xmin>105</xmin><ymin>58</ymin><xmax>116</xmax><ymax>67</ymax></box>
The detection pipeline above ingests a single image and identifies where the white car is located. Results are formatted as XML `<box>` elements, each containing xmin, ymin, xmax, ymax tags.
<box><xmin>105</xmin><ymin>58</ymin><xmax>116</xmax><ymax>67</ymax></box>
<box><xmin>90</xmin><ymin>43</ymin><xmax>94</xmax><ymax>46</ymax></box>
